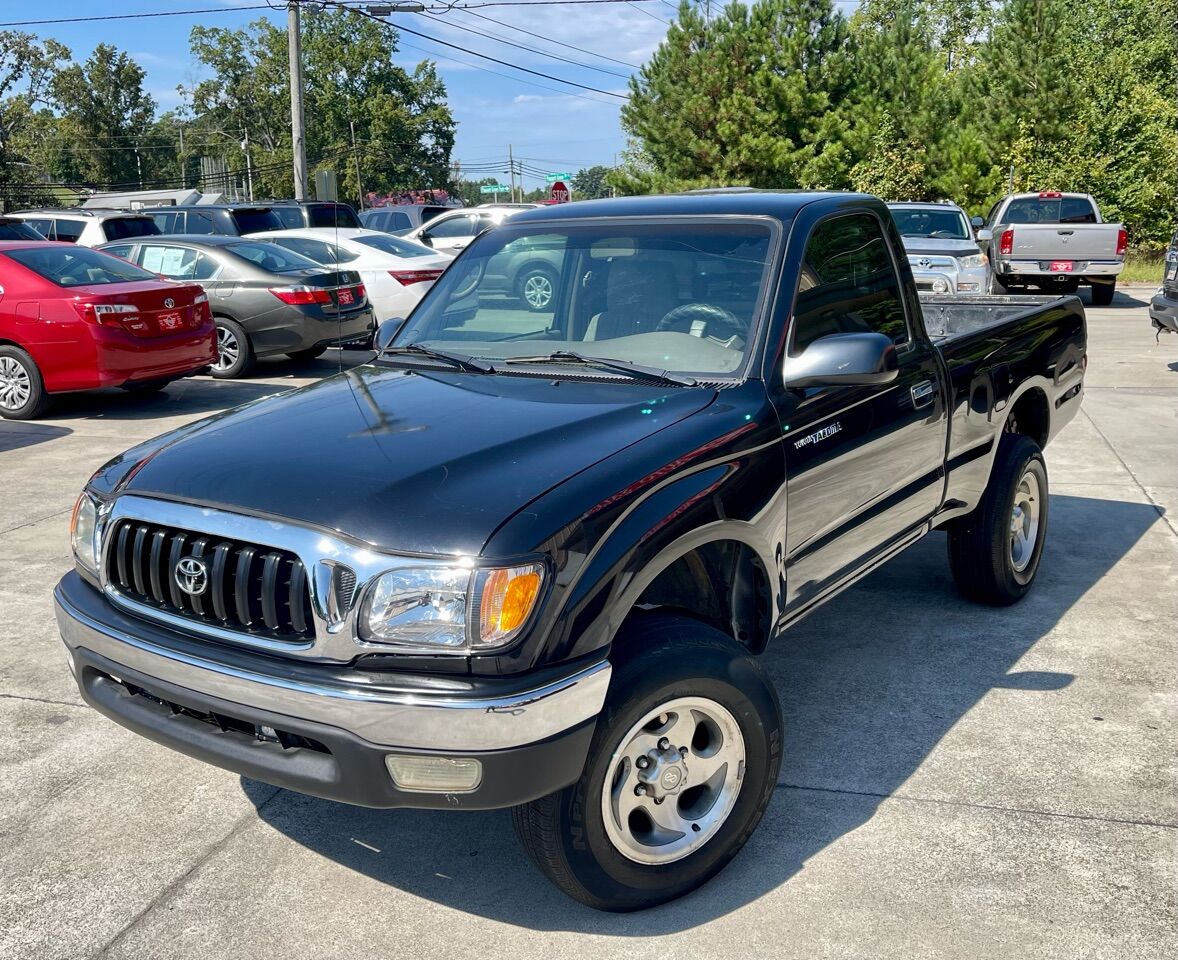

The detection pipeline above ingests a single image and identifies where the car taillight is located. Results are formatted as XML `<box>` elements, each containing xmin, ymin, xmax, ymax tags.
<box><xmin>74</xmin><ymin>302</ymin><xmax>148</xmax><ymax>333</ymax></box>
<box><xmin>353</xmin><ymin>283</ymin><xmax>367</xmax><ymax>300</ymax></box>
<box><xmin>999</xmin><ymin>228</ymin><xmax>1014</xmax><ymax>256</ymax></box>
<box><xmin>1115</xmin><ymin>228</ymin><xmax>1127</xmax><ymax>256</ymax></box>
<box><xmin>389</xmin><ymin>269</ymin><xmax>443</xmax><ymax>286</ymax></box>
<box><xmin>193</xmin><ymin>290</ymin><xmax>211</xmax><ymax>322</ymax></box>
<box><xmin>269</xmin><ymin>285</ymin><xmax>332</xmax><ymax>305</ymax></box>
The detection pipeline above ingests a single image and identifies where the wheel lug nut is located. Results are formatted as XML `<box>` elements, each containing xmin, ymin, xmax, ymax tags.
<box><xmin>636</xmin><ymin>756</ymin><xmax>649</xmax><ymax>769</ymax></box>
<box><xmin>658</xmin><ymin>737</ymin><xmax>670</xmax><ymax>751</ymax></box>
<box><xmin>654</xmin><ymin>797</ymin><xmax>664</xmax><ymax>805</ymax></box>
<box><xmin>634</xmin><ymin>784</ymin><xmax>647</xmax><ymax>797</ymax></box>
<box><xmin>679</xmin><ymin>746</ymin><xmax>688</xmax><ymax>757</ymax></box>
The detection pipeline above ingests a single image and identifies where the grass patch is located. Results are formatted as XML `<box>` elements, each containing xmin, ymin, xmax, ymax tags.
<box><xmin>1120</xmin><ymin>252</ymin><xmax>1166</xmax><ymax>285</ymax></box>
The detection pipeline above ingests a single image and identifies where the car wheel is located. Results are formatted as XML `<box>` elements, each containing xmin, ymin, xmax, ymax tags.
<box><xmin>211</xmin><ymin>318</ymin><xmax>254</xmax><ymax>379</ymax></box>
<box><xmin>947</xmin><ymin>433</ymin><xmax>1049</xmax><ymax>606</ymax></box>
<box><xmin>286</xmin><ymin>346</ymin><xmax>327</xmax><ymax>362</ymax></box>
<box><xmin>513</xmin><ymin>615</ymin><xmax>782</xmax><ymax>911</ymax></box>
<box><xmin>517</xmin><ymin>265</ymin><xmax>558</xmax><ymax>312</ymax></box>
<box><xmin>1091</xmin><ymin>281</ymin><xmax>1115</xmax><ymax>306</ymax></box>
<box><xmin>0</xmin><ymin>346</ymin><xmax>50</xmax><ymax>420</ymax></box>
<box><xmin>989</xmin><ymin>273</ymin><xmax>1010</xmax><ymax>295</ymax></box>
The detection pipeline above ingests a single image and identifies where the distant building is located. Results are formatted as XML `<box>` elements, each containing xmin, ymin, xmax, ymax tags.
<box><xmin>81</xmin><ymin>188</ymin><xmax>229</xmax><ymax>210</ymax></box>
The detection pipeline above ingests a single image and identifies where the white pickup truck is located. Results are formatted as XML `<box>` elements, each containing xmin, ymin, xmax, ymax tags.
<box><xmin>978</xmin><ymin>192</ymin><xmax>1126</xmax><ymax>305</ymax></box>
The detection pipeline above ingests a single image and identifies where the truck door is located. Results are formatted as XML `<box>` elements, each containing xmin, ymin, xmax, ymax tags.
<box><xmin>774</xmin><ymin>209</ymin><xmax>947</xmax><ymax>612</ymax></box>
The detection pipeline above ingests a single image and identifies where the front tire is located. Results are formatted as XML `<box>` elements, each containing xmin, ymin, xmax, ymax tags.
<box><xmin>211</xmin><ymin>317</ymin><xmax>254</xmax><ymax>379</ymax></box>
<box><xmin>948</xmin><ymin>433</ymin><xmax>1049</xmax><ymax>606</ymax></box>
<box><xmin>0</xmin><ymin>346</ymin><xmax>50</xmax><ymax>420</ymax></box>
<box><xmin>513</xmin><ymin>615</ymin><xmax>782</xmax><ymax>911</ymax></box>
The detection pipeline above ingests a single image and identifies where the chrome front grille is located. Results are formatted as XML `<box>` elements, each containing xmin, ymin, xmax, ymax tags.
<box><xmin>105</xmin><ymin>518</ymin><xmax>314</xmax><ymax>642</ymax></box>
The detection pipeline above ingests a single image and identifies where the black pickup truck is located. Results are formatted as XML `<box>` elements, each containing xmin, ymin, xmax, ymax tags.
<box><xmin>55</xmin><ymin>192</ymin><xmax>1086</xmax><ymax>911</ymax></box>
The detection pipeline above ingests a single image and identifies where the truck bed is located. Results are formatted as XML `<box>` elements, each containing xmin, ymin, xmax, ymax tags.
<box><xmin>919</xmin><ymin>294</ymin><xmax>1074</xmax><ymax>343</ymax></box>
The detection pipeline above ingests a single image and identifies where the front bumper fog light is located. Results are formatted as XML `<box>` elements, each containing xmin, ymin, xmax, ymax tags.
<box><xmin>385</xmin><ymin>754</ymin><xmax>482</xmax><ymax>794</ymax></box>
<box><xmin>931</xmin><ymin>278</ymin><xmax>950</xmax><ymax>294</ymax></box>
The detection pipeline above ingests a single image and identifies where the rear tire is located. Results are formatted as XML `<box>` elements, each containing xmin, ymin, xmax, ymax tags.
<box><xmin>211</xmin><ymin>317</ymin><xmax>254</xmax><ymax>379</ymax></box>
<box><xmin>286</xmin><ymin>345</ymin><xmax>327</xmax><ymax>362</ymax></box>
<box><xmin>0</xmin><ymin>346</ymin><xmax>50</xmax><ymax>420</ymax></box>
<box><xmin>513</xmin><ymin>615</ymin><xmax>782</xmax><ymax>911</ymax></box>
<box><xmin>948</xmin><ymin>433</ymin><xmax>1049</xmax><ymax>606</ymax></box>
<box><xmin>1090</xmin><ymin>281</ymin><xmax>1115</xmax><ymax>306</ymax></box>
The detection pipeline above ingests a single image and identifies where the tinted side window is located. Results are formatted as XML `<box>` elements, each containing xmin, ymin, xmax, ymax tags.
<box><xmin>792</xmin><ymin>213</ymin><xmax>908</xmax><ymax>353</ymax></box>
<box><xmin>425</xmin><ymin>215</ymin><xmax>475</xmax><ymax>239</ymax></box>
<box><xmin>276</xmin><ymin>207</ymin><xmax>304</xmax><ymax>228</ymax></box>
<box><xmin>191</xmin><ymin>253</ymin><xmax>220</xmax><ymax>280</ymax></box>
<box><xmin>389</xmin><ymin>212</ymin><xmax>411</xmax><ymax>230</ymax></box>
<box><xmin>185</xmin><ymin>211</ymin><xmax>217</xmax><ymax>235</ymax></box>
<box><xmin>102</xmin><ymin>217</ymin><xmax>160</xmax><ymax>241</ymax></box>
<box><xmin>101</xmin><ymin>244</ymin><xmax>135</xmax><ymax>261</ymax></box>
<box><xmin>151</xmin><ymin>212</ymin><xmax>179</xmax><ymax>233</ymax></box>
<box><xmin>23</xmin><ymin>218</ymin><xmax>52</xmax><ymax>237</ymax></box>
<box><xmin>231</xmin><ymin>209</ymin><xmax>283</xmax><ymax>233</ymax></box>
<box><xmin>308</xmin><ymin>205</ymin><xmax>360</xmax><ymax>228</ymax></box>
<box><xmin>53</xmin><ymin>219</ymin><xmax>85</xmax><ymax>243</ymax></box>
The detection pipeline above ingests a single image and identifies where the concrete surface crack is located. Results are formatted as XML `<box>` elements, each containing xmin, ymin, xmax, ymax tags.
<box><xmin>1080</xmin><ymin>408</ymin><xmax>1178</xmax><ymax>539</ymax></box>
<box><xmin>91</xmin><ymin>785</ymin><xmax>284</xmax><ymax>958</ymax></box>
<box><xmin>777</xmin><ymin>782</ymin><xmax>1178</xmax><ymax>830</ymax></box>
<box><xmin>0</xmin><ymin>506</ymin><xmax>73</xmax><ymax>538</ymax></box>
<box><xmin>0</xmin><ymin>692</ymin><xmax>87</xmax><ymax>709</ymax></box>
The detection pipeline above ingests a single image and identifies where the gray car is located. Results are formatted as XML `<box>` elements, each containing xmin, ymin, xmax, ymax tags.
<box><xmin>886</xmin><ymin>201</ymin><xmax>989</xmax><ymax>295</ymax></box>
<box><xmin>98</xmin><ymin>236</ymin><xmax>375</xmax><ymax>378</ymax></box>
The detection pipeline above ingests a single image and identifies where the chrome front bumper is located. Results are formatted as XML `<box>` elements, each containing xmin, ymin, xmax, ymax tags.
<box><xmin>55</xmin><ymin>573</ymin><xmax>610</xmax><ymax>753</ymax></box>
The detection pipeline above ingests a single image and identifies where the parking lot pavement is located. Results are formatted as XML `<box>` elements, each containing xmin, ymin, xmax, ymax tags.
<box><xmin>2</xmin><ymin>288</ymin><xmax>1175</xmax><ymax>959</ymax></box>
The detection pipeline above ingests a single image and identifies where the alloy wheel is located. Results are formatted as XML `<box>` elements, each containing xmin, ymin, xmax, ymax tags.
<box><xmin>1010</xmin><ymin>469</ymin><xmax>1041</xmax><ymax>573</ymax></box>
<box><xmin>0</xmin><ymin>356</ymin><xmax>32</xmax><ymax>411</ymax></box>
<box><xmin>214</xmin><ymin>325</ymin><xmax>240</xmax><ymax>372</ymax></box>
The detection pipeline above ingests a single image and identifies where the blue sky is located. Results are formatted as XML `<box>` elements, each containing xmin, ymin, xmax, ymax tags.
<box><xmin>13</xmin><ymin>0</ymin><xmax>682</xmax><ymax>191</ymax></box>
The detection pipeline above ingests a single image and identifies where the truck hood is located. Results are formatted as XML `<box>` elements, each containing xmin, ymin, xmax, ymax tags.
<box><xmin>110</xmin><ymin>365</ymin><xmax>716</xmax><ymax>556</ymax></box>
<box><xmin>899</xmin><ymin>237</ymin><xmax>981</xmax><ymax>257</ymax></box>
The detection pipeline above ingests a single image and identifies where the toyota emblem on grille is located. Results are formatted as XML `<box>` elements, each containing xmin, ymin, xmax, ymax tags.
<box><xmin>174</xmin><ymin>557</ymin><xmax>208</xmax><ymax>596</ymax></box>
<box><xmin>918</xmin><ymin>257</ymin><xmax>932</xmax><ymax>269</ymax></box>
<box><xmin>163</xmin><ymin>297</ymin><xmax>175</xmax><ymax>309</ymax></box>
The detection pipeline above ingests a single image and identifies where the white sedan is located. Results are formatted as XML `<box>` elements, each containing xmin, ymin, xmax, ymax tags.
<box><xmin>245</xmin><ymin>228</ymin><xmax>452</xmax><ymax>322</ymax></box>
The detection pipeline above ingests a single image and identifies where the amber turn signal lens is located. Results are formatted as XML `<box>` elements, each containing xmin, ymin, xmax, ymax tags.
<box><xmin>478</xmin><ymin>564</ymin><xmax>543</xmax><ymax>646</ymax></box>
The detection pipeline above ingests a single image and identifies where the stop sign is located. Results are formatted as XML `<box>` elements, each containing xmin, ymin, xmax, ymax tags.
<box><xmin>550</xmin><ymin>180</ymin><xmax>570</xmax><ymax>203</ymax></box>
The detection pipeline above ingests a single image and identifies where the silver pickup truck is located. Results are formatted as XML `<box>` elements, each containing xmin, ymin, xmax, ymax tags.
<box><xmin>979</xmin><ymin>192</ymin><xmax>1125</xmax><ymax>305</ymax></box>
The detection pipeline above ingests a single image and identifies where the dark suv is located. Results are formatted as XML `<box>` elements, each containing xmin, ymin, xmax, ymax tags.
<box><xmin>267</xmin><ymin>201</ymin><xmax>361</xmax><ymax>230</ymax></box>
<box><xmin>143</xmin><ymin>205</ymin><xmax>283</xmax><ymax>237</ymax></box>
<box><xmin>1150</xmin><ymin>228</ymin><xmax>1178</xmax><ymax>337</ymax></box>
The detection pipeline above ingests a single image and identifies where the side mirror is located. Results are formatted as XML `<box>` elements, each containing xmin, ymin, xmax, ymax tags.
<box><xmin>373</xmin><ymin>317</ymin><xmax>406</xmax><ymax>353</ymax></box>
<box><xmin>970</xmin><ymin>215</ymin><xmax>984</xmax><ymax>228</ymax></box>
<box><xmin>783</xmin><ymin>332</ymin><xmax>899</xmax><ymax>389</ymax></box>
<box><xmin>976</xmin><ymin>227</ymin><xmax>993</xmax><ymax>242</ymax></box>
<box><xmin>418</xmin><ymin>235</ymin><xmax>433</xmax><ymax>248</ymax></box>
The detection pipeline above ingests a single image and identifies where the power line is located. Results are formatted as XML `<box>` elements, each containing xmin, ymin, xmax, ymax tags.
<box><xmin>625</xmin><ymin>1</ymin><xmax>670</xmax><ymax>25</ymax></box>
<box><xmin>416</xmin><ymin>11</ymin><xmax>631</xmax><ymax>79</ymax></box>
<box><xmin>325</xmin><ymin>0</ymin><xmax>629</xmax><ymax>100</ymax></box>
<box><xmin>454</xmin><ymin>8</ymin><xmax>641</xmax><ymax>70</ymax></box>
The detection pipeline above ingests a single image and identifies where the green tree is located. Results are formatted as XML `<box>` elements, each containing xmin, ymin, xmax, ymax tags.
<box><xmin>618</xmin><ymin>0</ymin><xmax>850</xmax><ymax>192</ymax></box>
<box><xmin>186</xmin><ymin>8</ymin><xmax>455</xmax><ymax>201</ymax></box>
<box><xmin>849</xmin><ymin>113</ymin><xmax>928</xmax><ymax>199</ymax></box>
<box><xmin>51</xmin><ymin>44</ymin><xmax>159</xmax><ymax>187</ymax></box>
<box><xmin>572</xmin><ymin>165</ymin><xmax>611</xmax><ymax>199</ymax></box>
<box><xmin>0</xmin><ymin>31</ymin><xmax>70</xmax><ymax>206</ymax></box>
<box><xmin>455</xmin><ymin>176</ymin><xmax>501</xmax><ymax>206</ymax></box>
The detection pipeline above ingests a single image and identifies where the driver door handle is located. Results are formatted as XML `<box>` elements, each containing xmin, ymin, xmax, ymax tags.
<box><xmin>911</xmin><ymin>380</ymin><xmax>936</xmax><ymax>408</ymax></box>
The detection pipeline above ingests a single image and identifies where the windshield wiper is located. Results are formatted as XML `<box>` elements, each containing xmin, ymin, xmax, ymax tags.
<box><xmin>380</xmin><ymin>342</ymin><xmax>496</xmax><ymax>373</ymax></box>
<box><xmin>502</xmin><ymin>350</ymin><xmax>697</xmax><ymax>386</ymax></box>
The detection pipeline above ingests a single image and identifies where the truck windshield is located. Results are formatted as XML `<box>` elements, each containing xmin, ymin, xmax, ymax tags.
<box><xmin>1003</xmin><ymin>197</ymin><xmax>1098</xmax><ymax>225</ymax></box>
<box><xmin>395</xmin><ymin>219</ymin><xmax>775</xmax><ymax>379</ymax></box>
<box><xmin>889</xmin><ymin>208</ymin><xmax>969</xmax><ymax>240</ymax></box>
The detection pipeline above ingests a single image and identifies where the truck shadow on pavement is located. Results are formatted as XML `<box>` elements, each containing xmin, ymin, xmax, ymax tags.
<box><xmin>245</xmin><ymin>492</ymin><xmax>1162</xmax><ymax>933</ymax></box>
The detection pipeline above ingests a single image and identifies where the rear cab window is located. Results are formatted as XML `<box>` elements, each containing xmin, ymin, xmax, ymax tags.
<box><xmin>791</xmin><ymin>212</ymin><xmax>909</xmax><ymax>354</ymax></box>
<box><xmin>4</xmin><ymin>245</ymin><xmax>158</xmax><ymax>286</ymax></box>
<box><xmin>1001</xmin><ymin>196</ymin><xmax>1099</xmax><ymax>225</ymax></box>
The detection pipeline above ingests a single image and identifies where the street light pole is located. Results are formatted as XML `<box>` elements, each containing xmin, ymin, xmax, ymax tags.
<box><xmin>288</xmin><ymin>1</ymin><xmax>308</xmax><ymax>200</ymax></box>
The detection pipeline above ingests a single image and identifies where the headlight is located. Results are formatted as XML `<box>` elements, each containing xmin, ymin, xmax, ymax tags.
<box><xmin>957</xmin><ymin>253</ymin><xmax>988</xmax><ymax>269</ymax></box>
<box><xmin>359</xmin><ymin>562</ymin><xmax>544</xmax><ymax>653</ymax></box>
<box><xmin>69</xmin><ymin>492</ymin><xmax>100</xmax><ymax>575</ymax></box>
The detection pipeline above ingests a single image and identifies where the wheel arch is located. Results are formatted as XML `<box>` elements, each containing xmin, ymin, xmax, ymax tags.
<box><xmin>1003</xmin><ymin>384</ymin><xmax>1050</xmax><ymax>449</ymax></box>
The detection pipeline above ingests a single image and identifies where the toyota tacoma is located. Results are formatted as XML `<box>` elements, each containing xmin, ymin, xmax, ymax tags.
<box><xmin>55</xmin><ymin>191</ymin><xmax>1087</xmax><ymax>911</ymax></box>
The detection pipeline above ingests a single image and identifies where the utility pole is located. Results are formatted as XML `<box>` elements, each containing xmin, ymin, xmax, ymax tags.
<box><xmin>242</xmin><ymin>130</ymin><xmax>254</xmax><ymax>202</ymax></box>
<box><xmin>351</xmin><ymin>120</ymin><xmax>364</xmax><ymax>210</ymax></box>
<box><xmin>508</xmin><ymin>144</ymin><xmax>517</xmax><ymax>203</ymax></box>
<box><xmin>134</xmin><ymin>145</ymin><xmax>143</xmax><ymax>190</ymax></box>
<box><xmin>288</xmin><ymin>1</ymin><xmax>308</xmax><ymax>200</ymax></box>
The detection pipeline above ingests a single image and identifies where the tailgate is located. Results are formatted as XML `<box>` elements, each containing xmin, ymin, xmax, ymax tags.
<box><xmin>78</xmin><ymin>282</ymin><xmax>205</xmax><ymax>338</ymax></box>
<box><xmin>1009</xmin><ymin>224</ymin><xmax>1122</xmax><ymax>261</ymax></box>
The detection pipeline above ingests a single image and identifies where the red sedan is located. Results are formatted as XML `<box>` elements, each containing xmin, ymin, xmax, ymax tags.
<box><xmin>0</xmin><ymin>242</ymin><xmax>216</xmax><ymax>419</ymax></box>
